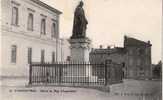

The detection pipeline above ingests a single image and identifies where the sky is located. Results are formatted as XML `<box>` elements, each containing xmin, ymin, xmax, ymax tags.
<box><xmin>40</xmin><ymin>0</ymin><xmax>162</xmax><ymax>64</ymax></box>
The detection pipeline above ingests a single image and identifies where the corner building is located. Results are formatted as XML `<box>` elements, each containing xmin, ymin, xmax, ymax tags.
<box><xmin>89</xmin><ymin>36</ymin><xmax>152</xmax><ymax>79</ymax></box>
<box><xmin>1</xmin><ymin>0</ymin><xmax>69</xmax><ymax>78</ymax></box>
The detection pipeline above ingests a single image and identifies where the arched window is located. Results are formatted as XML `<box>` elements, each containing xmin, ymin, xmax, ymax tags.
<box><xmin>51</xmin><ymin>23</ymin><xmax>56</xmax><ymax>38</ymax></box>
<box><xmin>27</xmin><ymin>13</ymin><xmax>33</xmax><ymax>31</ymax></box>
<box><xmin>12</xmin><ymin>7</ymin><xmax>18</xmax><ymax>25</ymax></box>
<box><xmin>41</xmin><ymin>19</ymin><xmax>46</xmax><ymax>35</ymax></box>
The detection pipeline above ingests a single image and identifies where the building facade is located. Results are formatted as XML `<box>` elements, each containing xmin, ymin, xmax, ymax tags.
<box><xmin>89</xmin><ymin>36</ymin><xmax>152</xmax><ymax>79</ymax></box>
<box><xmin>0</xmin><ymin>0</ymin><xmax>70</xmax><ymax>78</ymax></box>
<box><xmin>90</xmin><ymin>46</ymin><xmax>126</xmax><ymax>64</ymax></box>
<box><xmin>124</xmin><ymin>36</ymin><xmax>152</xmax><ymax>79</ymax></box>
<box><xmin>152</xmin><ymin>61</ymin><xmax>162</xmax><ymax>79</ymax></box>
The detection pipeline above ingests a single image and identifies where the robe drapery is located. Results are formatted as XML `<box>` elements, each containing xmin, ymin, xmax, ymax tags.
<box><xmin>72</xmin><ymin>3</ymin><xmax>88</xmax><ymax>39</ymax></box>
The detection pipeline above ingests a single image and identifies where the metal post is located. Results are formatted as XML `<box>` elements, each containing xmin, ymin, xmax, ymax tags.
<box><xmin>29</xmin><ymin>64</ymin><xmax>32</xmax><ymax>85</ymax></box>
<box><xmin>59</xmin><ymin>62</ymin><xmax>62</xmax><ymax>84</ymax></box>
<box><xmin>104</xmin><ymin>60</ymin><xmax>108</xmax><ymax>86</ymax></box>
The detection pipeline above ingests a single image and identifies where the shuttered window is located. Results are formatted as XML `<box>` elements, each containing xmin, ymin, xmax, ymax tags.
<box><xmin>27</xmin><ymin>13</ymin><xmax>33</xmax><ymax>31</ymax></box>
<box><xmin>28</xmin><ymin>48</ymin><xmax>32</xmax><ymax>64</ymax></box>
<box><xmin>12</xmin><ymin>7</ymin><xmax>18</xmax><ymax>25</ymax></box>
<box><xmin>11</xmin><ymin>45</ymin><xmax>17</xmax><ymax>63</ymax></box>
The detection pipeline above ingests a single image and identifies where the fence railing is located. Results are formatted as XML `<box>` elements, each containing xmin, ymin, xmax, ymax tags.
<box><xmin>29</xmin><ymin>61</ymin><xmax>123</xmax><ymax>86</ymax></box>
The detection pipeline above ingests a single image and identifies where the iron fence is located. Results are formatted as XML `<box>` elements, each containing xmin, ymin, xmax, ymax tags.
<box><xmin>29</xmin><ymin>61</ymin><xmax>123</xmax><ymax>86</ymax></box>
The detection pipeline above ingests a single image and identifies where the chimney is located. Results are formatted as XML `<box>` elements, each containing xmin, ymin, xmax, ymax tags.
<box><xmin>107</xmin><ymin>46</ymin><xmax>110</xmax><ymax>49</ymax></box>
<box><xmin>99</xmin><ymin>45</ymin><xmax>103</xmax><ymax>49</ymax></box>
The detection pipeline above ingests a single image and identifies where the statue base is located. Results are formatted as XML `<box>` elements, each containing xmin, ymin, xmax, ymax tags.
<box><xmin>69</xmin><ymin>37</ymin><xmax>91</xmax><ymax>62</ymax></box>
<box><xmin>68</xmin><ymin>37</ymin><xmax>97</xmax><ymax>81</ymax></box>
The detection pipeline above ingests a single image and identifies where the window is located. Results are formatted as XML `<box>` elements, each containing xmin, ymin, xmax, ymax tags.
<box><xmin>51</xmin><ymin>23</ymin><xmax>56</xmax><ymax>38</ymax></box>
<box><xmin>41</xmin><ymin>50</ymin><xmax>45</xmax><ymax>63</ymax></box>
<box><xmin>12</xmin><ymin>7</ymin><xmax>18</xmax><ymax>25</ymax></box>
<box><xmin>52</xmin><ymin>52</ymin><xmax>55</xmax><ymax>63</ymax></box>
<box><xmin>28</xmin><ymin>48</ymin><xmax>32</xmax><ymax>64</ymax></box>
<box><xmin>41</xmin><ymin>19</ymin><xmax>46</xmax><ymax>35</ymax></box>
<box><xmin>27</xmin><ymin>13</ymin><xmax>33</xmax><ymax>31</ymax></box>
<box><xmin>11</xmin><ymin>45</ymin><xmax>17</xmax><ymax>63</ymax></box>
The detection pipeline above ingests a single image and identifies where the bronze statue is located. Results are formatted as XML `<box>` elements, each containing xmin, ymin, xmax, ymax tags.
<box><xmin>71</xmin><ymin>1</ymin><xmax>88</xmax><ymax>39</ymax></box>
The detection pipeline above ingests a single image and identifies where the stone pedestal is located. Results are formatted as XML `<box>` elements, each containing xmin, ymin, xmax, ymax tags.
<box><xmin>69</xmin><ymin>38</ymin><xmax>91</xmax><ymax>62</ymax></box>
<box><xmin>68</xmin><ymin>38</ymin><xmax>96</xmax><ymax>82</ymax></box>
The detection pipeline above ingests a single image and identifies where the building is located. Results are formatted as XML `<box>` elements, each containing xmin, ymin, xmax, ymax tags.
<box><xmin>152</xmin><ymin>61</ymin><xmax>162</xmax><ymax>79</ymax></box>
<box><xmin>0</xmin><ymin>0</ymin><xmax>70</xmax><ymax>78</ymax></box>
<box><xmin>124</xmin><ymin>36</ymin><xmax>152</xmax><ymax>79</ymax></box>
<box><xmin>89</xmin><ymin>36</ymin><xmax>152</xmax><ymax>79</ymax></box>
<box><xmin>90</xmin><ymin>46</ymin><xmax>126</xmax><ymax>64</ymax></box>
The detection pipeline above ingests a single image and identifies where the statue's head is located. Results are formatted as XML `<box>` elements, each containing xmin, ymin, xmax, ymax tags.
<box><xmin>79</xmin><ymin>1</ymin><xmax>84</xmax><ymax>7</ymax></box>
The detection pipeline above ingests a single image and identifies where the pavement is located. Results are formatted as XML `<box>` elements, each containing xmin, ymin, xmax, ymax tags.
<box><xmin>0</xmin><ymin>78</ymin><xmax>162</xmax><ymax>100</ymax></box>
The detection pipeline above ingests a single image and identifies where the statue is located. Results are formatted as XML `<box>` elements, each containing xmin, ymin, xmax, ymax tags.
<box><xmin>71</xmin><ymin>1</ymin><xmax>88</xmax><ymax>39</ymax></box>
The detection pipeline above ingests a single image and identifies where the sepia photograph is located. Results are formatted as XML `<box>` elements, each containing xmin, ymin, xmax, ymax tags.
<box><xmin>0</xmin><ymin>0</ymin><xmax>162</xmax><ymax>100</ymax></box>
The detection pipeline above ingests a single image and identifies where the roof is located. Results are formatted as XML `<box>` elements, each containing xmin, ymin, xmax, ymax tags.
<box><xmin>30</xmin><ymin>0</ymin><xmax>62</xmax><ymax>14</ymax></box>
<box><xmin>90</xmin><ymin>47</ymin><xmax>126</xmax><ymax>55</ymax></box>
<box><xmin>124</xmin><ymin>36</ymin><xmax>151</xmax><ymax>47</ymax></box>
